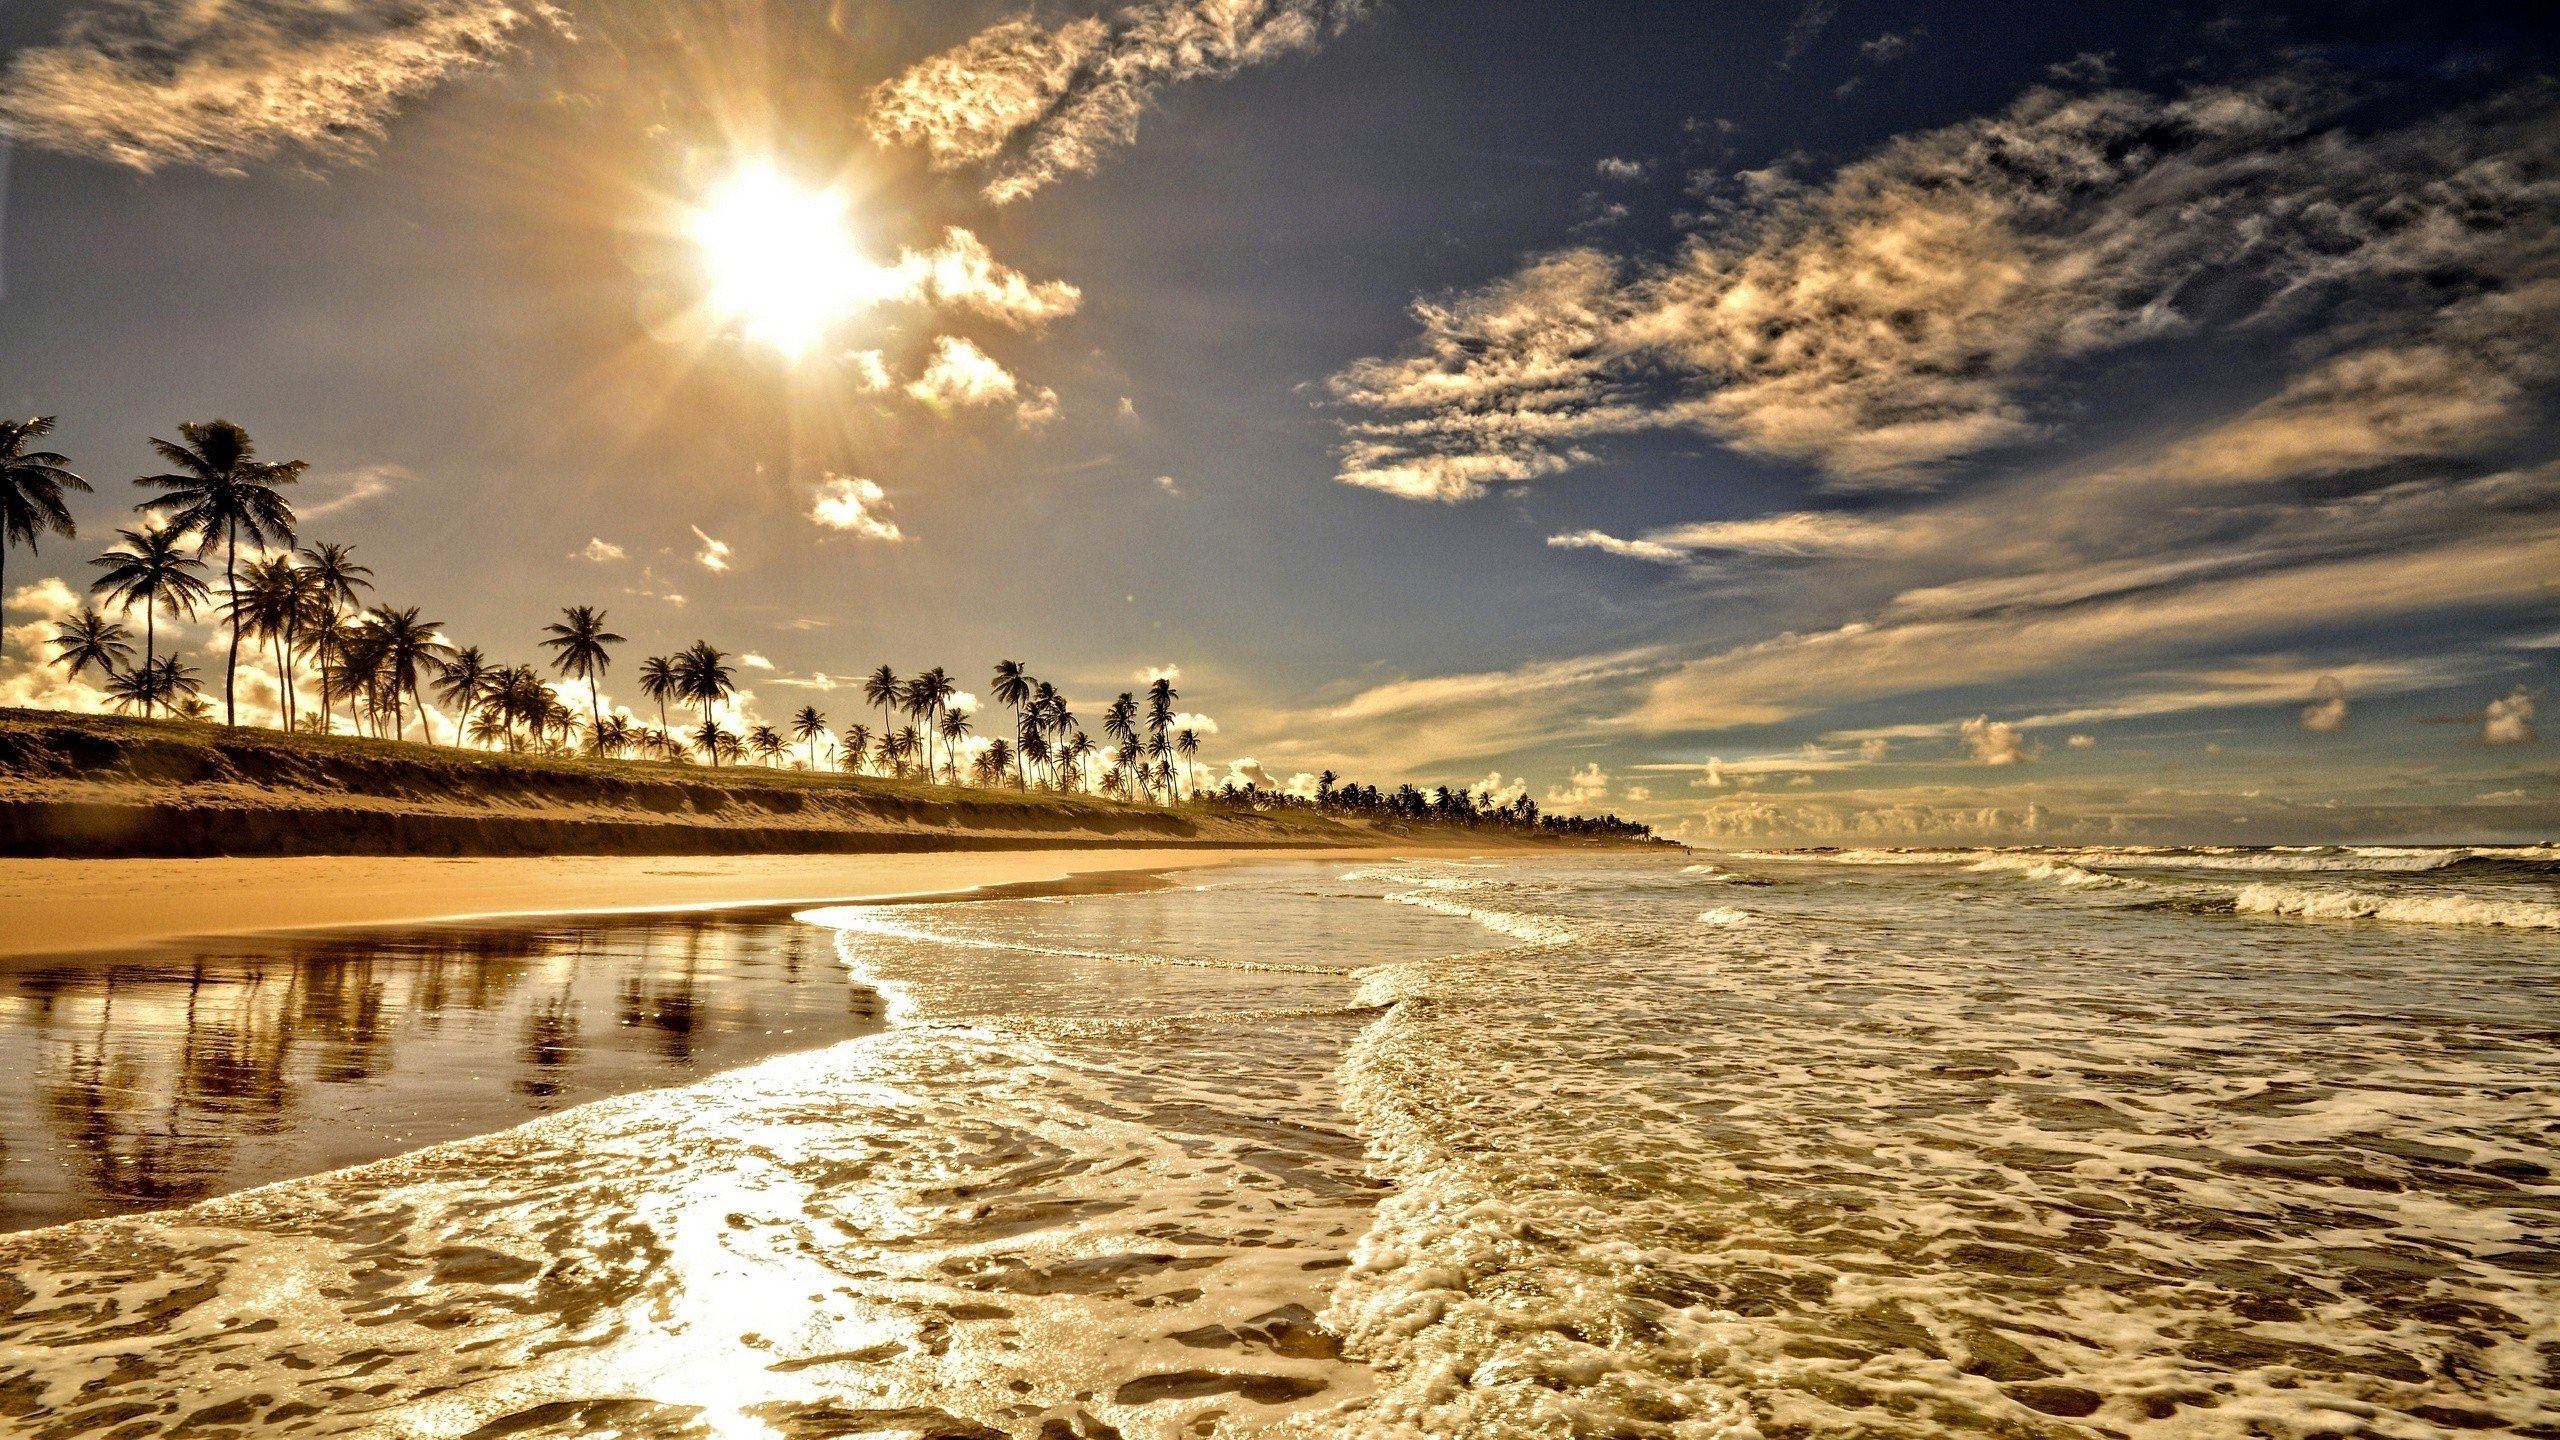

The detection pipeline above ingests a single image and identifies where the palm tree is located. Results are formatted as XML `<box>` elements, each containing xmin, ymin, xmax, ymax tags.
<box><xmin>368</xmin><ymin>607</ymin><xmax>453</xmax><ymax>744</ymax></box>
<box><xmin>749</xmin><ymin>724</ymin><xmax>786</xmax><ymax>767</ymax></box>
<box><xmin>226</xmin><ymin>556</ymin><xmax>308</xmax><ymax>728</ymax></box>
<box><xmin>134</xmin><ymin>420</ymin><xmax>304</xmax><ymax>727</ymax></box>
<box><xmin>541</xmin><ymin>605</ymin><xmax>625</xmax><ymax>740</ymax></box>
<box><xmin>103</xmin><ymin>663</ymin><xmax>163</xmax><ymax>715</ymax></box>
<box><xmin>295</xmin><ymin>542</ymin><xmax>371</xmax><ymax>732</ymax></box>
<box><xmin>638</xmin><ymin>654</ymin><xmax>678</xmax><ymax>735</ymax></box>
<box><xmin>938</xmin><ymin>707</ymin><xmax>972</xmax><ymax>784</ymax></box>
<box><xmin>791</xmin><ymin>706</ymin><xmax>829</xmax><ymax>766</ymax></box>
<box><xmin>594</xmin><ymin>714</ymin><xmax>634</xmax><ymax>758</ymax></box>
<box><xmin>434</xmin><ymin>646</ymin><xmax>499</xmax><ymax>747</ymax></box>
<box><xmin>884</xmin><ymin>725</ymin><xmax>920</xmax><ymax>779</ymax></box>
<box><xmin>90</xmin><ymin>525</ymin><xmax>209</xmax><ymax>714</ymax></box>
<box><xmin>695</xmin><ymin>721</ymin><xmax>742</xmax><ymax>766</ymax></box>
<box><xmin>904</xmin><ymin>668</ymin><xmax>955</xmax><ymax>779</ymax></box>
<box><xmin>975</xmin><ymin>739</ymin><xmax>1015</xmax><ymax>785</ymax></box>
<box><xmin>863</xmin><ymin>665</ymin><xmax>902</xmax><ymax>750</ymax></box>
<box><xmin>991</xmin><ymin>660</ymin><xmax>1034</xmax><ymax>788</ymax></box>
<box><xmin>1064</xmin><ymin>729</ymin><xmax>1094</xmax><ymax>792</ymax></box>
<box><xmin>1103</xmin><ymin>693</ymin><xmax>1141</xmax><ymax>800</ymax></box>
<box><xmin>50</xmin><ymin>608</ymin><xmax>133</xmax><ymax>683</ymax></box>
<box><xmin>332</xmin><ymin>620</ymin><xmax>387</xmax><ymax>736</ymax></box>
<box><xmin>840</xmin><ymin>722</ymin><xmax>872</xmax><ymax>775</ymax></box>
<box><xmin>108</xmin><ymin>655</ymin><xmax>201</xmax><ymax>717</ymax></box>
<box><xmin>1176</xmin><ymin>728</ymin><xmax>1200</xmax><ymax>800</ymax></box>
<box><xmin>1</xmin><ymin>417</ymin><xmax>89</xmax><ymax>647</ymax></box>
<box><xmin>673</xmin><ymin>642</ymin><xmax>736</xmax><ymax>762</ymax></box>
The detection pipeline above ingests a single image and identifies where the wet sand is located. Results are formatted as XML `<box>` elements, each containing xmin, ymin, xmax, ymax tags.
<box><xmin>0</xmin><ymin>848</ymin><xmax>1393</xmax><ymax>958</ymax></box>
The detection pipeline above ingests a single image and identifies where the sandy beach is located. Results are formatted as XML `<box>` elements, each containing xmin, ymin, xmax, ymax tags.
<box><xmin>0</xmin><ymin>846</ymin><xmax>1391</xmax><ymax>957</ymax></box>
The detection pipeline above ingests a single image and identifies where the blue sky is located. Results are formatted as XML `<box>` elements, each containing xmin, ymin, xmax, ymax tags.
<box><xmin>0</xmin><ymin>0</ymin><xmax>2554</xmax><ymax>842</ymax></box>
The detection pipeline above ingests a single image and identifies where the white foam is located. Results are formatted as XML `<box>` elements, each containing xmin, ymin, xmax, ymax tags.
<box><xmin>2233</xmin><ymin>882</ymin><xmax>2560</xmax><ymax>929</ymax></box>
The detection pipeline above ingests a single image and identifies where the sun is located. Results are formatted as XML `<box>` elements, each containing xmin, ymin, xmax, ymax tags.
<box><xmin>689</xmin><ymin>164</ymin><xmax>867</xmax><ymax>357</ymax></box>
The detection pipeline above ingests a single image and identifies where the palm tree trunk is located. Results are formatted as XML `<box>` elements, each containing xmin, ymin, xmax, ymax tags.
<box><xmin>223</xmin><ymin>519</ymin><xmax>241</xmax><ymax>727</ymax></box>
<box><xmin>587</xmin><ymin>676</ymin><xmax>602</xmax><ymax>747</ymax></box>
<box><xmin>141</xmin><ymin>602</ymin><xmax>158</xmax><ymax>718</ymax></box>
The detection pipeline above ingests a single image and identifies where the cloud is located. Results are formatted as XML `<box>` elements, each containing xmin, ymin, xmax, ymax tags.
<box><xmin>577</xmin><ymin>537</ymin><xmax>626</xmax><ymax>563</ymax></box>
<box><xmin>1</xmin><ymin>0</ymin><xmax>556</xmax><ymax>171</ymax></box>
<box><xmin>1595</xmin><ymin>156</ymin><xmax>1649</xmax><ymax>182</ymax></box>
<box><xmin>1330</xmin><ymin>70</ymin><xmax>2560</xmax><ymax>496</ymax></box>
<box><xmin>2301</xmin><ymin>675</ymin><xmax>2349</xmax><ymax>732</ymax></box>
<box><xmin>1778</xmin><ymin>0</ymin><xmax>1835</xmax><ymax>65</ymax></box>
<box><xmin>879</xmin><ymin>228</ymin><xmax>1082</xmax><ymax>327</ymax></box>
<box><xmin>1546</xmin><ymin>762</ymin><xmax>1610</xmax><ymax>807</ymax></box>
<box><xmin>1015</xmin><ymin>385</ymin><xmax>1063</xmax><ymax>428</ymax></box>
<box><xmin>690</xmin><ymin>525</ymin><xmax>732</xmax><ymax>572</ymax></box>
<box><xmin>1153</xmin><ymin>474</ymin><xmax>1182</xmax><ymax>495</ymax></box>
<box><xmin>867</xmin><ymin>0</ymin><xmax>1375</xmax><ymax>204</ymax></box>
<box><xmin>809</xmin><ymin>475</ymin><xmax>905</xmax><ymax>542</ymax></box>
<box><xmin>2066</xmin><ymin>734</ymin><xmax>2097</xmax><ymax>749</ymax></box>
<box><xmin>906</xmin><ymin>336</ymin><xmax>1041</xmax><ymax>416</ymax></box>
<box><xmin>1467</xmin><ymin>770</ymin><xmax>1528</xmax><ymax>808</ymax></box>
<box><xmin>1858</xmin><ymin>30</ymin><xmax>1921</xmax><ymax>65</ymax></box>
<box><xmin>1960</xmin><ymin>716</ymin><xmax>2036</xmax><ymax>765</ymax></box>
<box><xmin>844</xmin><ymin>350</ymin><xmax>895</xmax><ymax>393</ymax></box>
<box><xmin>740</xmin><ymin>652</ymin><xmax>775</xmax><ymax>671</ymax></box>
<box><xmin>298</xmin><ymin>462</ymin><xmax>405</xmax><ymax>519</ymax></box>
<box><xmin>1139</xmin><ymin>663</ymin><xmax>1182</xmax><ymax>683</ymax></box>
<box><xmin>1552</xmin><ymin>510</ymin><xmax>1920</xmax><ymax>563</ymax></box>
<box><xmin>2484</xmin><ymin>686</ymin><xmax>2538</xmax><ymax>745</ymax></box>
<box><xmin>1170</xmin><ymin>710</ymin><xmax>1218</xmax><ymax>735</ymax></box>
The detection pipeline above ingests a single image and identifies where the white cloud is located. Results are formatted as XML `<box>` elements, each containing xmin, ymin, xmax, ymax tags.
<box><xmin>1153</xmin><ymin>475</ymin><xmax>1182</xmax><ymax>496</ymax></box>
<box><xmin>1467</xmin><ymin>770</ymin><xmax>1528</xmax><ymax>807</ymax></box>
<box><xmin>1016</xmin><ymin>386</ymin><xmax>1063</xmax><ymax>428</ymax></box>
<box><xmin>1960</xmin><ymin>716</ymin><xmax>2035</xmax><ymax>766</ymax></box>
<box><xmin>299</xmin><ymin>462</ymin><xmax>405</xmax><ymax>519</ymax></box>
<box><xmin>1858</xmin><ymin>30</ymin><xmax>1921</xmax><ymax>64</ymax></box>
<box><xmin>809</xmin><ymin>475</ymin><xmax>905</xmax><ymax>542</ymax></box>
<box><xmin>1595</xmin><ymin>156</ymin><xmax>1649</xmax><ymax>182</ymax></box>
<box><xmin>691</xmin><ymin>525</ymin><xmax>732</xmax><ymax>572</ymax></box>
<box><xmin>1546</xmin><ymin>762</ymin><xmax>1610</xmax><ymax>806</ymax></box>
<box><xmin>878</xmin><ymin>228</ymin><xmax>1081</xmax><ymax>328</ymax></box>
<box><xmin>2301</xmin><ymin>675</ymin><xmax>2348</xmax><ymax>733</ymax></box>
<box><xmin>844</xmin><ymin>350</ymin><xmax>895</xmax><ymax>393</ymax></box>
<box><xmin>0</xmin><ymin>0</ymin><xmax>555</xmax><ymax>171</ymax></box>
<box><xmin>1778</xmin><ymin>0</ymin><xmax>1835</xmax><ymax>64</ymax></box>
<box><xmin>577</xmin><ymin>537</ymin><xmax>626</xmax><ymax>563</ymax></box>
<box><xmin>1170</xmin><ymin>710</ymin><xmax>1218</xmax><ymax>735</ymax></box>
<box><xmin>2066</xmin><ymin>734</ymin><xmax>2097</xmax><ymax>750</ymax></box>
<box><xmin>1332</xmin><ymin>70</ymin><xmax>2560</xmax><ymax>495</ymax></box>
<box><xmin>740</xmin><ymin>653</ymin><xmax>775</xmax><ymax>671</ymax></box>
<box><xmin>1139</xmin><ymin>663</ymin><xmax>1182</xmax><ymax>683</ymax></box>
<box><xmin>867</xmin><ymin>0</ymin><xmax>1377</xmax><ymax>204</ymax></box>
<box><xmin>2483</xmin><ymin>687</ymin><xmax>2538</xmax><ymax>745</ymax></box>
<box><xmin>907</xmin><ymin>336</ymin><xmax>1023</xmax><ymax>412</ymax></box>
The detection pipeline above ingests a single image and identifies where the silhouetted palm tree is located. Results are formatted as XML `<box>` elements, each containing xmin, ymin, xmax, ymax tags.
<box><xmin>227</xmin><ymin>555</ymin><xmax>313</xmax><ymax>728</ymax></box>
<box><xmin>1103</xmin><ymin>693</ymin><xmax>1141</xmax><ymax>800</ymax></box>
<box><xmin>938</xmin><ymin>707</ymin><xmax>971</xmax><ymax>784</ymax></box>
<box><xmin>791</xmin><ymin>706</ymin><xmax>829</xmax><ymax>766</ymax></box>
<box><xmin>905</xmin><ymin>667</ymin><xmax>955</xmax><ymax>779</ymax></box>
<box><xmin>108</xmin><ymin>655</ymin><xmax>201</xmax><ymax>717</ymax></box>
<box><xmin>541</xmin><ymin>605</ymin><xmax>625</xmax><ymax>743</ymax></box>
<box><xmin>434</xmin><ymin>646</ymin><xmax>498</xmax><ymax>746</ymax></box>
<box><xmin>638</xmin><ymin>654</ymin><xmax>678</xmax><ymax>736</ymax></box>
<box><xmin>1176</xmin><ymin>728</ymin><xmax>1200</xmax><ymax>800</ymax></box>
<box><xmin>368</xmin><ymin>607</ymin><xmax>452</xmax><ymax>743</ymax></box>
<box><xmin>839</xmin><ymin>722</ymin><xmax>872</xmax><ymax>775</ymax></box>
<box><xmin>1</xmin><ymin>417</ymin><xmax>88</xmax><ymax>647</ymax></box>
<box><xmin>134</xmin><ymin>420</ymin><xmax>304</xmax><ymax>726</ymax></box>
<box><xmin>863</xmin><ymin>665</ymin><xmax>902</xmax><ymax>753</ymax></box>
<box><xmin>295</xmin><ymin>542</ymin><xmax>371</xmax><ymax>732</ymax></box>
<box><xmin>674</xmin><ymin>642</ymin><xmax>736</xmax><ymax>762</ymax></box>
<box><xmin>696</xmin><ymin>721</ymin><xmax>742</xmax><ymax>766</ymax></box>
<box><xmin>50</xmin><ymin>608</ymin><xmax>133</xmax><ymax>682</ymax></box>
<box><xmin>749</xmin><ymin>724</ymin><xmax>786</xmax><ymax>767</ymax></box>
<box><xmin>884</xmin><ymin>724</ymin><xmax>921</xmax><ymax>779</ymax></box>
<box><xmin>90</xmin><ymin>525</ymin><xmax>209</xmax><ymax>714</ymax></box>
<box><xmin>991</xmin><ymin>660</ymin><xmax>1034</xmax><ymax>788</ymax></box>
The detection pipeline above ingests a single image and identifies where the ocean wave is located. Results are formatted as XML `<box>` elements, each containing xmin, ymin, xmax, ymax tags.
<box><xmin>1695</xmin><ymin>907</ymin><xmax>1754</xmax><ymax>926</ymax></box>
<box><xmin>1964</xmin><ymin>855</ymin><xmax>2139</xmax><ymax>890</ymax></box>
<box><xmin>2232</xmin><ymin>883</ymin><xmax>2560</xmax><ymax>930</ymax></box>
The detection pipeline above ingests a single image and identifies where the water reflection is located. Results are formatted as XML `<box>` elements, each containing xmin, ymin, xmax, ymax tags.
<box><xmin>0</xmin><ymin>908</ymin><xmax>881</xmax><ymax>1230</ymax></box>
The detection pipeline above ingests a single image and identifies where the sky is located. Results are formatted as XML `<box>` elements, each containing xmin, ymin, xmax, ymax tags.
<box><xmin>0</xmin><ymin>0</ymin><xmax>2555</xmax><ymax>844</ymax></box>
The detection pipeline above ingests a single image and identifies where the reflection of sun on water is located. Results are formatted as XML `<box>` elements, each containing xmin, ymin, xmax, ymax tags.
<box><xmin>690</xmin><ymin>164</ymin><xmax>869</xmax><ymax>357</ymax></box>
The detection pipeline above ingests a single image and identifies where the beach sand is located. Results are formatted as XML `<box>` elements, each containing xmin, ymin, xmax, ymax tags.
<box><xmin>0</xmin><ymin>846</ymin><xmax>1391</xmax><ymax>957</ymax></box>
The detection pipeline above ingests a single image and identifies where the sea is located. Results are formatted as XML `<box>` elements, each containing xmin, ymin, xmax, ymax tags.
<box><xmin>0</xmin><ymin>845</ymin><xmax>2553</xmax><ymax>1439</ymax></box>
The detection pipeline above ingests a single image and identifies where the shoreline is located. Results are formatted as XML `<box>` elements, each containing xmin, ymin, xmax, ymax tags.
<box><xmin>0</xmin><ymin>846</ymin><xmax>1419</xmax><ymax>959</ymax></box>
